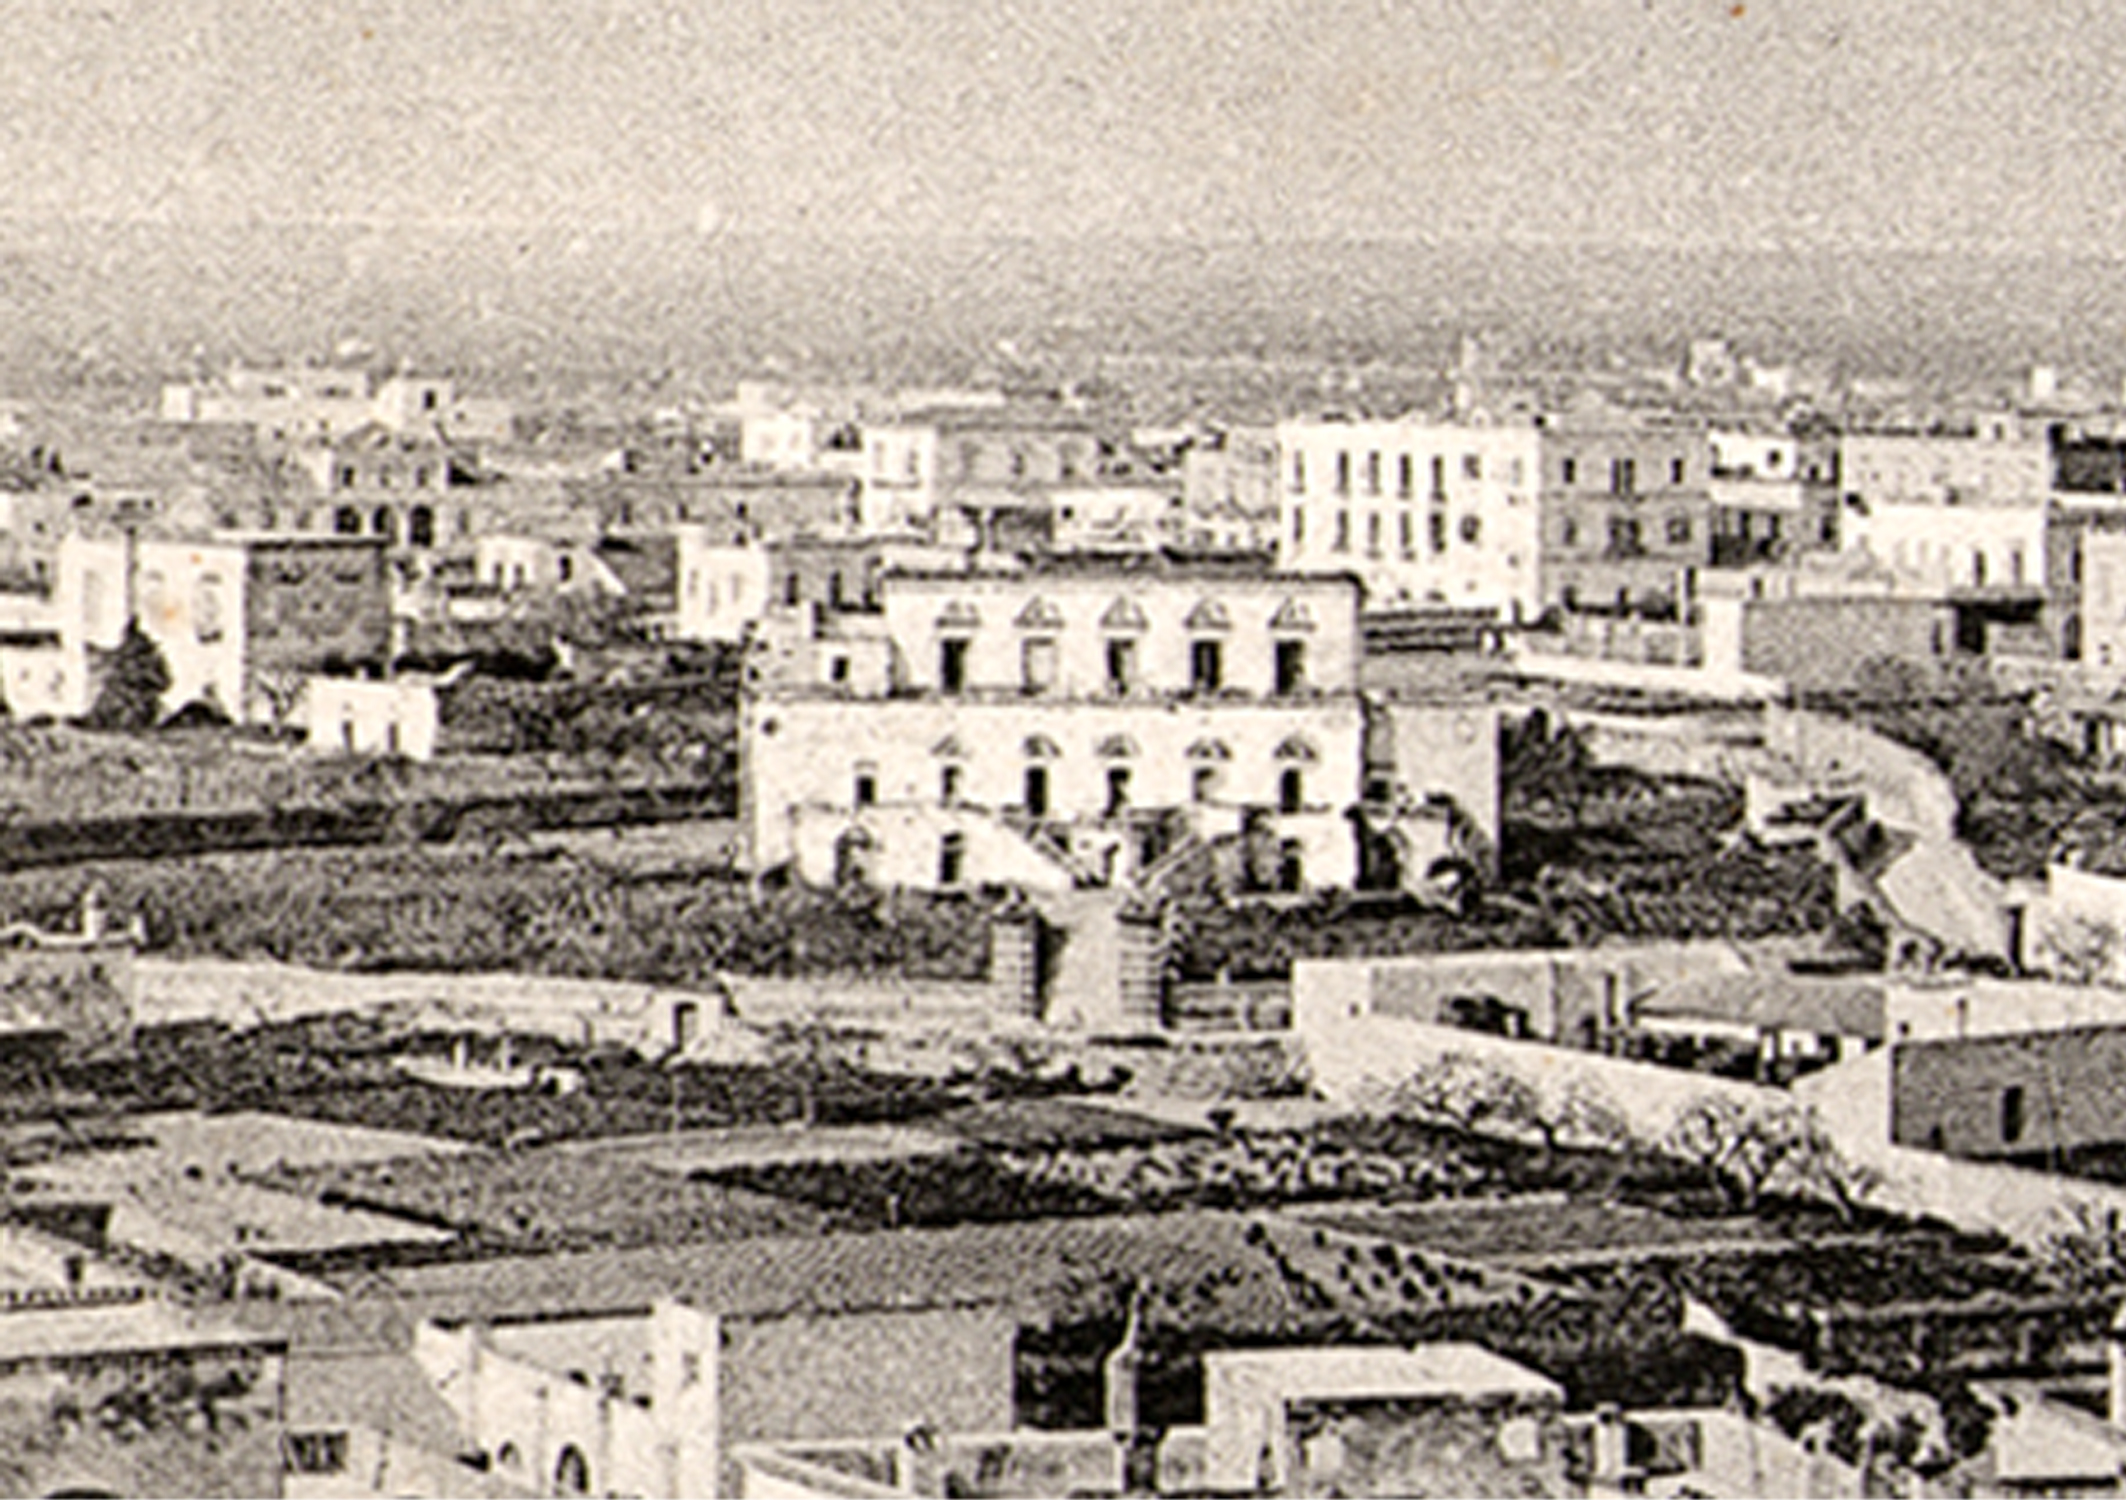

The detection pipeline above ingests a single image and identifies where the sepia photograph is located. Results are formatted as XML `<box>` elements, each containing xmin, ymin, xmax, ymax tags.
<box><xmin>0</xmin><ymin>0</ymin><xmax>2124</xmax><ymax>1494</ymax></box>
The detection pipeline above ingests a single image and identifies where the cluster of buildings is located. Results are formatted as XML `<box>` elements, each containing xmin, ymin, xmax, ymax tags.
<box><xmin>27</xmin><ymin>347</ymin><xmax>2126</xmax><ymax>1498</ymax></box>
<box><xmin>12</xmin><ymin>350</ymin><xmax>2126</xmax><ymax>773</ymax></box>
<box><xmin>0</xmin><ymin>1106</ymin><xmax>1993</xmax><ymax>1500</ymax></box>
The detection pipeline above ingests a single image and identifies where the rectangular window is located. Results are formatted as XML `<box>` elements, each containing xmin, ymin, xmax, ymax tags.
<box><xmin>1463</xmin><ymin>453</ymin><xmax>1482</xmax><ymax>481</ymax></box>
<box><xmin>938</xmin><ymin>833</ymin><xmax>966</xmax><ymax>887</ymax></box>
<box><xmin>1291</xmin><ymin>506</ymin><xmax>1305</xmax><ymax>545</ymax></box>
<box><xmin>1366</xmin><ymin>513</ymin><xmax>1382</xmax><ymax>557</ymax></box>
<box><xmin>1612</xmin><ymin>457</ymin><xmax>1636</xmax><ymax>495</ymax></box>
<box><xmin>1106</xmin><ymin>638</ymin><xmax>1136</xmax><ymax>694</ymax></box>
<box><xmin>1106</xmin><ymin>766</ymin><xmax>1132</xmax><ymax>815</ymax></box>
<box><xmin>1023</xmin><ymin>764</ymin><xmax>1050</xmax><ymax>816</ymax></box>
<box><xmin>1190</xmin><ymin>639</ymin><xmax>1224</xmax><ymax>693</ymax></box>
<box><xmin>1397</xmin><ymin>453</ymin><xmax>1414</xmax><ymax>498</ymax></box>
<box><xmin>1192</xmin><ymin>766</ymin><xmax>1218</xmax><ymax>803</ymax></box>
<box><xmin>1292</xmin><ymin>452</ymin><xmax>1306</xmax><ymax>491</ymax></box>
<box><xmin>1430</xmin><ymin>454</ymin><xmax>1446</xmax><ymax>497</ymax></box>
<box><xmin>1399</xmin><ymin>512</ymin><xmax>1414</xmax><ymax>557</ymax></box>
<box><xmin>1670</xmin><ymin>456</ymin><xmax>1686</xmax><ymax>485</ymax></box>
<box><xmin>2002</xmin><ymin>1085</ymin><xmax>2026</xmax><ymax>1145</ymax></box>
<box><xmin>1274</xmin><ymin>640</ymin><xmax>1306</xmax><ymax>695</ymax></box>
<box><xmin>1561</xmin><ymin>457</ymin><xmax>1578</xmax><ymax>486</ymax></box>
<box><xmin>941</xmin><ymin>764</ymin><xmax>963</xmax><ymax>803</ymax></box>
<box><xmin>1364</xmin><ymin>452</ymin><xmax>1382</xmax><ymax>496</ymax></box>
<box><xmin>939</xmin><ymin>638</ymin><xmax>969</xmax><ymax>693</ymax></box>
<box><xmin>853</xmin><ymin>772</ymin><xmax>877</xmax><ymax>807</ymax></box>
<box><xmin>1332</xmin><ymin>512</ymin><xmax>1350</xmax><ymax>553</ymax></box>
<box><xmin>1429</xmin><ymin>510</ymin><xmax>1448</xmax><ymax>554</ymax></box>
<box><xmin>829</xmin><ymin>655</ymin><xmax>850</xmax><ymax>683</ymax></box>
<box><xmin>1021</xmin><ymin>637</ymin><xmax>1058</xmax><ymax>694</ymax></box>
<box><xmin>1334</xmin><ymin>451</ymin><xmax>1351</xmax><ymax>495</ymax></box>
<box><xmin>1279</xmin><ymin>768</ymin><xmax>1304</xmax><ymax>814</ymax></box>
<box><xmin>194</xmin><ymin>576</ymin><xmax>225</xmax><ymax>643</ymax></box>
<box><xmin>287</xmin><ymin>1433</ymin><xmax>349</xmax><ymax>1476</ymax></box>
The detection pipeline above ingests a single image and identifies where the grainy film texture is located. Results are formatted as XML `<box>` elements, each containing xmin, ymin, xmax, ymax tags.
<box><xmin>0</xmin><ymin>2</ymin><xmax>2117</xmax><ymax>1496</ymax></box>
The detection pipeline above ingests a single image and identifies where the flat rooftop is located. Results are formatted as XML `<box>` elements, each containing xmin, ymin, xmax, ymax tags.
<box><xmin>0</xmin><ymin>1299</ymin><xmax>283</xmax><ymax>1363</ymax></box>
<box><xmin>1207</xmin><ymin>1341</ymin><xmax>1562</xmax><ymax>1404</ymax></box>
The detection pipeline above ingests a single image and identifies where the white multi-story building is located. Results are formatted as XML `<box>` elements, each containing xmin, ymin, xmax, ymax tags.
<box><xmin>857</xmin><ymin>422</ymin><xmax>944</xmax><ymax>533</ymax></box>
<box><xmin>668</xmin><ymin>534</ymin><xmax>775</xmax><ymax>644</ymax></box>
<box><xmin>1845</xmin><ymin>499</ymin><xmax>2050</xmax><ymax>596</ymax></box>
<box><xmin>1835</xmin><ymin>423</ymin><xmax>2056</xmax><ymax>594</ymax></box>
<box><xmin>53</xmin><ymin>531</ymin><xmax>392</xmax><ymax>725</ymax></box>
<box><xmin>1273</xmin><ymin>418</ymin><xmax>1544</xmax><ymax>618</ymax></box>
<box><xmin>741</xmin><ymin>557</ymin><xmax>1498</xmax><ymax>896</ymax></box>
<box><xmin>158</xmin><ymin>366</ymin><xmax>508</xmax><ymax>445</ymax></box>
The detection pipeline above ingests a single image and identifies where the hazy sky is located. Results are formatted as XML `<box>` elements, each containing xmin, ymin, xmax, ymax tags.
<box><xmin>5</xmin><ymin>0</ymin><xmax>2125</xmax><ymax>251</ymax></box>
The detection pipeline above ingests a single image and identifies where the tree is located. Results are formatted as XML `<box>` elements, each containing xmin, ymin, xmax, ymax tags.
<box><xmin>84</xmin><ymin>618</ymin><xmax>172</xmax><ymax>730</ymax></box>
<box><xmin>1553</xmin><ymin>1078</ymin><xmax>1639</xmax><ymax>1153</ymax></box>
<box><xmin>1662</xmin><ymin>1094</ymin><xmax>1880</xmax><ymax>1219</ymax></box>
<box><xmin>1502</xmin><ymin>708</ymin><xmax>1597</xmax><ymax>820</ymax></box>
<box><xmin>1391</xmin><ymin>1052</ymin><xmax>1546</xmax><ymax>1142</ymax></box>
<box><xmin>2033</xmin><ymin>1199</ymin><xmax>2126</xmax><ymax>1294</ymax></box>
<box><xmin>1662</xmin><ymin>1094</ymin><xmax>1806</xmax><ymax>1212</ymax></box>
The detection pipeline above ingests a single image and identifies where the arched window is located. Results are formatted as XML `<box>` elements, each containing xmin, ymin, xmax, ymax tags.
<box><xmin>407</xmin><ymin>505</ymin><xmax>436</xmax><ymax>548</ymax></box>
<box><xmin>833</xmin><ymin>827</ymin><xmax>876</xmax><ymax>887</ymax></box>
<box><xmin>554</xmin><ymin>1445</ymin><xmax>591</xmax><ymax>1498</ymax></box>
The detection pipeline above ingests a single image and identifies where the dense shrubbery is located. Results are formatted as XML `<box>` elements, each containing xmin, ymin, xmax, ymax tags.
<box><xmin>0</xmin><ymin>848</ymin><xmax>1000</xmax><ymax>983</ymax></box>
<box><xmin>1172</xmin><ymin>714</ymin><xmax>1829</xmax><ymax>977</ymax></box>
<box><xmin>1167</xmin><ymin>836</ymin><xmax>1833</xmax><ymax>978</ymax></box>
<box><xmin>438</xmin><ymin>662</ymin><xmax>739</xmax><ymax>776</ymax></box>
<box><xmin>66</xmin><ymin>1018</ymin><xmax>971</xmax><ymax>1144</ymax></box>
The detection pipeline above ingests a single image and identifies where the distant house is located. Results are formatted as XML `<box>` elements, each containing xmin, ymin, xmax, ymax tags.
<box><xmin>414</xmin><ymin>1296</ymin><xmax>1014</xmax><ymax>1499</ymax></box>
<box><xmin>0</xmin><ymin>1300</ymin><xmax>289</xmax><ymax>1498</ymax></box>
<box><xmin>302</xmin><ymin>676</ymin><xmax>439</xmax><ymax>760</ymax></box>
<box><xmin>57</xmin><ymin>531</ymin><xmax>392</xmax><ymax>726</ymax></box>
<box><xmin>0</xmin><ymin>889</ymin><xmax>137</xmax><ymax>1071</ymax></box>
<box><xmin>732</xmin><ymin>1340</ymin><xmax>1591</xmax><ymax>1498</ymax></box>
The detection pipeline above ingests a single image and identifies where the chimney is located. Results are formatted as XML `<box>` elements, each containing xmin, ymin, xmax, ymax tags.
<box><xmin>1590</xmin><ymin>1405</ymin><xmax>1631</xmax><ymax>1487</ymax></box>
<box><xmin>1102</xmin><ymin>1286</ymin><xmax>1146</xmax><ymax>1436</ymax></box>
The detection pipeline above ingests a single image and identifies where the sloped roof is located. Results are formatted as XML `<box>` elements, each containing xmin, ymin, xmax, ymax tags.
<box><xmin>1634</xmin><ymin>973</ymin><xmax>1886</xmax><ymax>1041</ymax></box>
